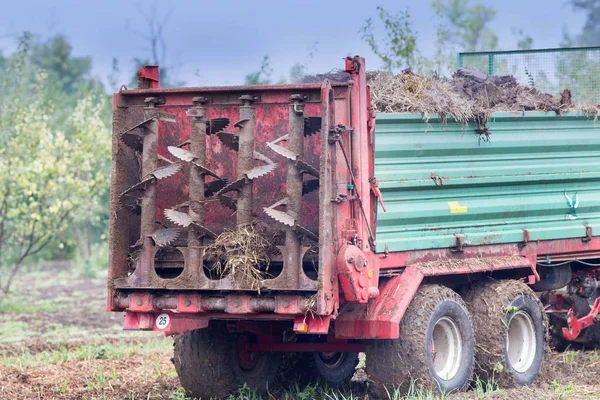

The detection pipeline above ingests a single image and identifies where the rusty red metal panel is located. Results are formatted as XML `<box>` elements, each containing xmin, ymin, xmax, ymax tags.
<box><xmin>136</xmin><ymin>66</ymin><xmax>160</xmax><ymax>89</ymax></box>
<box><xmin>335</xmin><ymin>267</ymin><xmax>424</xmax><ymax>339</ymax></box>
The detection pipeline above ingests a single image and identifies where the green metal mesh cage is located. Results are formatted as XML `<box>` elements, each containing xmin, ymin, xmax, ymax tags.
<box><xmin>458</xmin><ymin>47</ymin><xmax>600</xmax><ymax>104</ymax></box>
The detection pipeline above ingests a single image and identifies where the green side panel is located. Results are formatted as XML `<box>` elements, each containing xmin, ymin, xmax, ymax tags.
<box><xmin>374</xmin><ymin>111</ymin><xmax>600</xmax><ymax>253</ymax></box>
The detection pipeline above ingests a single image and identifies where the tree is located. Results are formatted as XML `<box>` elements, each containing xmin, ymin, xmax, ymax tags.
<box><xmin>360</xmin><ymin>7</ymin><xmax>421</xmax><ymax>73</ymax></box>
<box><xmin>432</xmin><ymin>0</ymin><xmax>498</xmax><ymax>52</ymax></box>
<box><xmin>128</xmin><ymin>3</ymin><xmax>184</xmax><ymax>87</ymax></box>
<box><xmin>29</xmin><ymin>35</ymin><xmax>92</xmax><ymax>94</ymax></box>
<box><xmin>244</xmin><ymin>55</ymin><xmax>274</xmax><ymax>85</ymax></box>
<box><xmin>571</xmin><ymin>0</ymin><xmax>600</xmax><ymax>45</ymax></box>
<box><xmin>0</xmin><ymin>37</ymin><xmax>111</xmax><ymax>297</ymax></box>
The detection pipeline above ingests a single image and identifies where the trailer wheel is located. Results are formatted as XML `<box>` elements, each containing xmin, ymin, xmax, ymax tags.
<box><xmin>233</xmin><ymin>332</ymin><xmax>281</xmax><ymax>392</ymax></box>
<box><xmin>312</xmin><ymin>352</ymin><xmax>359</xmax><ymax>387</ymax></box>
<box><xmin>464</xmin><ymin>279</ymin><xmax>547</xmax><ymax>387</ymax></box>
<box><xmin>173</xmin><ymin>322</ymin><xmax>280</xmax><ymax>398</ymax></box>
<box><xmin>366</xmin><ymin>284</ymin><xmax>474</xmax><ymax>397</ymax></box>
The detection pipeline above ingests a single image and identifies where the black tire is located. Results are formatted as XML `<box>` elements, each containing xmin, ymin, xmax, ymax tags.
<box><xmin>366</xmin><ymin>284</ymin><xmax>475</xmax><ymax>397</ymax></box>
<box><xmin>312</xmin><ymin>352</ymin><xmax>359</xmax><ymax>387</ymax></box>
<box><xmin>464</xmin><ymin>279</ymin><xmax>547</xmax><ymax>387</ymax></box>
<box><xmin>173</xmin><ymin>322</ymin><xmax>281</xmax><ymax>399</ymax></box>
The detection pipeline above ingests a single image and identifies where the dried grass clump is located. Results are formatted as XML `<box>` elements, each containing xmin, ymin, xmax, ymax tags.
<box><xmin>368</xmin><ymin>70</ymin><xmax>476</xmax><ymax>124</ymax></box>
<box><xmin>204</xmin><ymin>225</ymin><xmax>271</xmax><ymax>291</ymax></box>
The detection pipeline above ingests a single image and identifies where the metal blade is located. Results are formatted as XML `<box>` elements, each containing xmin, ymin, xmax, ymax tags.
<box><xmin>205</xmin><ymin>180</ymin><xmax>228</xmax><ymax>197</ymax></box>
<box><xmin>190</xmin><ymin>222</ymin><xmax>217</xmax><ymax>239</ymax></box>
<box><xmin>207</xmin><ymin>118</ymin><xmax>230</xmax><ymax>134</ymax></box>
<box><xmin>297</xmin><ymin>160</ymin><xmax>319</xmax><ymax>177</ymax></box>
<box><xmin>217</xmin><ymin>131</ymin><xmax>239</xmax><ymax>151</ymax></box>
<box><xmin>216</xmin><ymin>177</ymin><xmax>246</xmax><ymax>196</ymax></box>
<box><xmin>246</xmin><ymin>163</ymin><xmax>276</xmax><ymax>180</ymax></box>
<box><xmin>157</xmin><ymin>154</ymin><xmax>174</xmax><ymax>164</ymax></box>
<box><xmin>120</xmin><ymin>176</ymin><xmax>154</xmax><ymax>197</ymax></box>
<box><xmin>151</xmin><ymin>228</ymin><xmax>181</xmax><ymax>247</ymax></box>
<box><xmin>176</xmin><ymin>140</ymin><xmax>191</xmax><ymax>148</ymax></box>
<box><xmin>168</xmin><ymin>146</ymin><xmax>196</xmax><ymax>162</ymax></box>
<box><xmin>120</xmin><ymin>118</ymin><xmax>154</xmax><ymax>135</ymax></box>
<box><xmin>120</xmin><ymin>131</ymin><xmax>144</xmax><ymax>152</ymax></box>
<box><xmin>158</xmin><ymin>112</ymin><xmax>177</xmax><ymax>123</ymax></box>
<box><xmin>304</xmin><ymin>117</ymin><xmax>322</xmax><ymax>137</ymax></box>
<box><xmin>268</xmin><ymin>142</ymin><xmax>297</xmax><ymax>161</ymax></box>
<box><xmin>217</xmin><ymin>195</ymin><xmax>237</xmax><ymax>211</ymax></box>
<box><xmin>293</xmin><ymin>224</ymin><xmax>318</xmax><ymax>242</ymax></box>
<box><xmin>302</xmin><ymin>179</ymin><xmax>320</xmax><ymax>195</ymax></box>
<box><xmin>192</xmin><ymin>162</ymin><xmax>222</xmax><ymax>180</ymax></box>
<box><xmin>164</xmin><ymin>209</ymin><xmax>192</xmax><ymax>227</ymax></box>
<box><xmin>151</xmin><ymin>163</ymin><xmax>182</xmax><ymax>180</ymax></box>
<box><xmin>264</xmin><ymin>208</ymin><xmax>295</xmax><ymax>227</ymax></box>
<box><xmin>253</xmin><ymin>151</ymin><xmax>273</xmax><ymax>164</ymax></box>
<box><xmin>234</xmin><ymin>118</ymin><xmax>249</xmax><ymax>129</ymax></box>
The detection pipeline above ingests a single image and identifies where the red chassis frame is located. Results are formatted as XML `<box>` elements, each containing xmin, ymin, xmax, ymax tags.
<box><xmin>111</xmin><ymin>57</ymin><xmax>600</xmax><ymax>344</ymax></box>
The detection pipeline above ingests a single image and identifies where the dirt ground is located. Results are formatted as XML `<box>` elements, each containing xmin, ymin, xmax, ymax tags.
<box><xmin>1</xmin><ymin>263</ymin><xmax>599</xmax><ymax>399</ymax></box>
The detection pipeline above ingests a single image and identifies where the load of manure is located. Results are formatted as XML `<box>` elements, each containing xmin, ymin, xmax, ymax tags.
<box><xmin>367</xmin><ymin>68</ymin><xmax>599</xmax><ymax>128</ymax></box>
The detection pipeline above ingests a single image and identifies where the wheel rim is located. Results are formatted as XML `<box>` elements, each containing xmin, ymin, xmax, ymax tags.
<box><xmin>506</xmin><ymin>311</ymin><xmax>536</xmax><ymax>373</ymax></box>
<box><xmin>431</xmin><ymin>317</ymin><xmax>462</xmax><ymax>381</ymax></box>
<box><xmin>317</xmin><ymin>352</ymin><xmax>345</xmax><ymax>369</ymax></box>
<box><xmin>237</xmin><ymin>335</ymin><xmax>259</xmax><ymax>371</ymax></box>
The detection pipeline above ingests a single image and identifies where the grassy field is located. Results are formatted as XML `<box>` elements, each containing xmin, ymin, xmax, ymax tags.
<box><xmin>1</xmin><ymin>263</ymin><xmax>600</xmax><ymax>399</ymax></box>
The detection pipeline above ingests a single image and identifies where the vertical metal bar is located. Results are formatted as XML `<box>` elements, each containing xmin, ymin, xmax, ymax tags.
<box><xmin>186</xmin><ymin>97</ymin><xmax>207</xmax><ymax>270</ymax></box>
<box><xmin>488</xmin><ymin>54</ymin><xmax>495</xmax><ymax>76</ymax></box>
<box><xmin>140</xmin><ymin>97</ymin><xmax>159</xmax><ymax>239</ymax></box>
<box><xmin>318</xmin><ymin>81</ymin><xmax>337</xmax><ymax>315</ymax></box>
<box><xmin>285</xmin><ymin>95</ymin><xmax>305</xmax><ymax>288</ymax></box>
<box><xmin>237</xmin><ymin>95</ymin><xmax>255</xmax><ymax>226</ymax></box>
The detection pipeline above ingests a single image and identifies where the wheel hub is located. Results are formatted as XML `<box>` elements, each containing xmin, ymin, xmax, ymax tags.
<box><xmin>237</xmin><ymin>335</ymin><xmax>259</xmax><ymax>371</ymax></box>
<box><xmin>431</xmin><ymin>317</ymin><xmax>462</xmax><ymax>381</ymax></box>
<box><xmin>506</xmin><ymin>311</ymin><xmax>536</xmax><ymax>373</ymax></box>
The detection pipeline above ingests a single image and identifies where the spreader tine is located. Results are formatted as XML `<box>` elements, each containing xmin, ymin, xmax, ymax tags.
<box><xmin>120</xmin><ymin>118</ymin><xmax>154</xmax><ymax>135</ymax></box>
<box><xmin>192</xmin><ymin>162</ymin><xmax>222</xmax><ymax>180</ymax></box>
<box><xmin>120</xmin><ymin>131</ymin><xmax>144</xmax><ymax>152</ymax></box>
<box><xmin>120</xmin><ymin>177</ymin><xmax>154</xmax><ymax>197</ymax></box>
<box><xmin>304</xmin><ymin>116</ymin><xmax>322</xmax><ymax>137</ymax></box>
<box><xmin>302</xmin><ymin>179</ymin><xmax>320</xmax><ymax>195</ymax></box>
<box><xmin>190</xmin><ymin>222</ymin><xmax>217</xmax><ymax>239</ymax></box>
<box><xmin>234</xmin><ymin>118</ymin><xmax>250</xmax><ymax>129</ymax></box>
<box><xmin>246</xmin><ymin>163</ymin><xmax>277</xmax><ymax>180</ymax></box>
<box><xmin>253</xmin><ymin>151</ymin><xmax>273</xmax><ymax>164</ymax></box>
<box><xmin>206</xmin><ymin>118</ymin><xmax>230</xmax><ymax>134</ymax></box>
<box><xmin>263</xmin><ymin>197</ymin><xmax>295</xmax><ymax>226</ymax></box>
<box><xmin>157</xmin><ymin>154</ymin><xmax>174</xmax><ymax>164</ymax></box>
<box><xmin>151</xmin><ymin>163</ymin><xmax>182</xmax><ymax>180</ymax></box>
<box><xmin>158</xmin><ymin>112</ymin><xmax>177</xmax><ymax>123</ymax></box>
<box><xmin>164</xmin><ymin>209</ymin><xmax>192</xmax><ymax>227</ymax></box>
<box><xmin>168</xmin><ymin>146</ymin><xmax>196</xmax><ymax>162</ymax></box>
<box><xmin>216</xmin><ymin>177</ymin><xmax>246</xmax><ymax>196</ymax></box>
<box><xmin>151</xmin><ymin>227</ymin><xmax>181</xmax><ymax>247</ymax></box>
<box><xmin>293</xmin><ymin>224</ymin><xmax>318</xmax><ymax>242</ymax></box>
<box><xmin>297</xmin><ymin>160</ymin><xmax>319</xmax><ymax>177</ymax></box>
<box><xmin>217</xmin><ymin>131</ymin><xmax>239</xmax><ymax>151</ymax></box>
<box><xmin>268</xmin><ymin>142</ymin><xmax>297</xmax><ymax>161</ymax></box>
<box><xmin>205</xmin><ymin>180</ymin><xmax>228</xmax><ymax>197</ymax></box>
<box><xmin>264</xmin><ymin>208</ymin><xmax>295</xmax><ymax>227</ymax></box>
<box><xmin>217</xmin><ymin>195</ymin><xmax>237</xmax><ymax>211</ymax></box>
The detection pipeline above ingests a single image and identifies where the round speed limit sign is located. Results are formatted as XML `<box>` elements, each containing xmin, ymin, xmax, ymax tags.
<box><xmin>155</xmin><ymin>313</ymin><xmax>171</xmax><ymax>330</ymax></box>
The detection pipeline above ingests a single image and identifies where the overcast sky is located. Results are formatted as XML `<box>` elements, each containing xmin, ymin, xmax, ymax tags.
<box><xmin>0</xmin><ymin>0</ymin><xmax>587</xmax><ymax>88</ymax></box>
